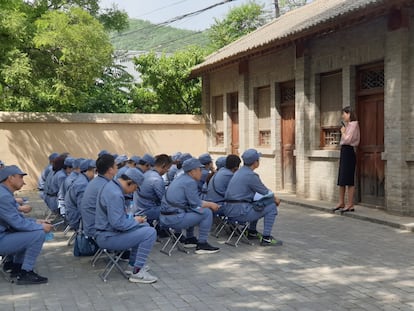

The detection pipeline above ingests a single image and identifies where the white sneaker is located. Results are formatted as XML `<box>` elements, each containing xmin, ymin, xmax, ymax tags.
<box><xmin>124</xmin><ymin>264</ymin><xmax>150</xmax><ymax>276</ymax></box>
<box><xmin>129</xmin><ymin>269</ymin><xmax>158</xmax><ymax>284</ymax></box>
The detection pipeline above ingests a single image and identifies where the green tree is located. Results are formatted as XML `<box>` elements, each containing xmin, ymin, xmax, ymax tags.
<box><xmin>208</xmin><ymin>2</ymin><xmax>268</xmax><ymax>50</ymax></box>
<box><xmin>0</xmin><ymin>0</ymin><xmax>131</xmax><ymax>112</ymax></box>
<box><xmin>274</xmin><ymin>0</ymin><xmax>309</xmax><ymax>17</ymax></box>
<box><xmin>132</xmin><ymin>47</ymin><xmax>205</xmax><ymax>114</ymax></box>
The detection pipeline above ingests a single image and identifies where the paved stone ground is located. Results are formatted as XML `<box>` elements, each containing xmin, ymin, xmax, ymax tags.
<box><xmin>1</xmin><ymin>192</ymin><xmax>414</xmax><ymax>311</ymax></box>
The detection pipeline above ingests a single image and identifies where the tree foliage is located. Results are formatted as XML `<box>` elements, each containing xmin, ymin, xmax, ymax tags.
<box><xmin>0</xmin><ymin>0</ymin><xmax>131</xmax><ymax>112</ymax></box>
<box><xmin>208</xmin><ymin>2</ymin><xmax>268</xmax><ymax>50</ymax></box>
<box><xmin>132</xmin><ymin>47</ymin><xmax>205</xmax><ymax>114</ymax></box>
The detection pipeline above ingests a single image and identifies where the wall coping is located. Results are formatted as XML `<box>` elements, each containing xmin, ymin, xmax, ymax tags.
<box><xmin>307</xmin><ymin>150</ymin><xmax>340</xmax><ymax>159</ymax></box>
<box><xmin>0</xmin><ymin>112</ymin><xmax>205</xmax><ymax>125</ymax></box>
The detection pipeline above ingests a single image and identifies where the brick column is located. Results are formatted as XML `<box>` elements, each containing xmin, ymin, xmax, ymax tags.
<box><xmin>238</xmin><ymin>62</ymin><xmax>250</xmax><ymax>152</ymax></box>
<box><xmin>294</xmin><ymin>51</ymin><xmax>311</xmax><ymax>198</ymax></box>
<box><xmin>202</xmin><ymin>73</ymin><xmax>212</xmax><ymax>148</ymax></box>
<box><xmin>384</xmin><ymin>25</ymin><xmax>410</xmax><ymax>214</ymax></box>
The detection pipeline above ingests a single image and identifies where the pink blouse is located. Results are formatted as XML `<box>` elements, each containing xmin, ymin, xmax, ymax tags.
<box><xmin>340</xmin><ymin>121</ymin><xmax>360</xmax><ymax>147</ymax></box>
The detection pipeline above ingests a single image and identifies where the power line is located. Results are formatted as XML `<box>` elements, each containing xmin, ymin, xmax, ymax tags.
<box><xmin>135</xmin><ymin>0</ymin><xmax>190</xmax><ymax>18</ymax></box>
<box><xmin>111</xmin><ymin>0</ymin><xmax>238</xmax><ymax>39</ymax></box>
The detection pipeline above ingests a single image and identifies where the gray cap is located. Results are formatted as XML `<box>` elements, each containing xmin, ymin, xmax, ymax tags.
<box><xmin>0</xmin><ymin>165</ymin><xmax>27</xmax><ymax>182</ymax></box>
<box><xmin>48</xmin><ymin>152</ymin><xmax>59</xmax><ymax>161</ymax></box>
<box><xmin>80</xmin><ymin>159</ymin><xmax>96</xmax><ymax>172</ymax></box>
<box><xmin>115</xmin><ymin>155</ymin><xmax>128</xmax><ymax>165</ymax></box>
<box><xmin>242</xmin><ymin>149</ymin><xmax>262</xmax><ymax>165</ymax></box>
<box><xmin>215</xmin><ymin>156</ymin><xmax>227</xmax><ymax>170</ymax></box>
<box><xmin>183</xmin><ymin>158</ymin><xmax>203</xmax><ymax>173</ymax></box>
<box><xmin>198</xmin><ymin>153</ymin><xmax>212</xmax><ymax>165</ymax></box>
<box><xmin>124</xmin><ymin>168</ymin><xmax>144</xmax><ymax>185</ymax></box>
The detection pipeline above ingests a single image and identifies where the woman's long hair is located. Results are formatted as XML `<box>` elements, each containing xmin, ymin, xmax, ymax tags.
<box><xmin>342</xmin><ymin>106</ymin><xmax>357</xmax><ymax>121</ymax></box>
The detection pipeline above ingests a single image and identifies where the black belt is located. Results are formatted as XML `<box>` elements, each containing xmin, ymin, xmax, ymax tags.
<box><xmin>225</xmin><ymin>200</ymin><xmax>251</xmax><ymax>204</ymax></box>
<box><xmin>160</xmin><ymin>211</ymin><xmax>179</xmax><ymax>216</ymax></box>
<box><xmin>47</xmin><ymin>193</ymin><xmax>58</xmax><ymax>197</ymax></box>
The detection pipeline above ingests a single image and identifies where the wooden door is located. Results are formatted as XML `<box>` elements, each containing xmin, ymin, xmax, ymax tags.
<box><xmin>357</xmin><ymin>65</ymin><xmax>385</xmax><ymax>206</ymax></box>
<box><xmin>280</xmin><ymin>82</ymin><xmax>296</xmax><ymax>192</ymax></box>
<box><xmin>229</xmin><ymin>93</ymin><xmax>239</xmax><ymax>155</ymax></box>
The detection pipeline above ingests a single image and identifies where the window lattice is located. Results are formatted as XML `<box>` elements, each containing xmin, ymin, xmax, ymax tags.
<box><xmin>360</xmin><ymin>69</ymin><xmax>384</xmax><ymax>90</ymax></box>
<box><xmin>216</xmin><ymin>132</ymin><xmax>224</xmax><ymax>146</ymax></box>
<box><xmin>281</xmin><ymin>87</ymin><xmax>295</xmax><ymax>103</ymax></box>
<box><xmin>323</xmin><ymin>128</ymin><xmax>341</xmax><ymax>147</ymax></box>
<box><xmin>259</xmin><ymin>130</ymin><xmax>271</xmax><ymax>146</ymax></box>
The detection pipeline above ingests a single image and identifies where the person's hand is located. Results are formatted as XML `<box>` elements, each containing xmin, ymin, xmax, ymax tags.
<box><xmin>341</xmin><ymin>126</ymin><xmax>346</xmax><ymax>134</ymax></box>
<box><xmin>15</xmin><ymin>197</ymin><xmax>24</xmax><ymax>204</ymax></box>
<box><xmin>42</xmin><ymin>223</ymin><xmax>53</xmax><ymax>233</ymax></box>
<box><xmin>275</xmin><ymin>197</ymin><xmax>281</xmax><ymax>206</ymax></box>
<box><xmin>135</xmin><ymin>216</ymin><xmax>147</xmax><ymax>223</ymax></box>
<box><xmin>18</xmin><ymin>205</ymin><xmax>32</xmax><ymax>214</ymax></box>
<box><xmin>208</xmin><ymin>202</ymin><xmax>220</xmax><ymax>212</ymax></box>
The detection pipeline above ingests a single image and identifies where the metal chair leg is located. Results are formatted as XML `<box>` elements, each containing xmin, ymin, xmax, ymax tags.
<box><xmin>160</xmin><ymin>229</ymin><xmax>189</xmax><ymax>256</ymax></box>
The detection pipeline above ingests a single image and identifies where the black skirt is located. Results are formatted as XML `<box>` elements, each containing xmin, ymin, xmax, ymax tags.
<box><xmin>337</xmin><ymin>145</ymin><xmax>356</xmax><ymax>186</ymax></box>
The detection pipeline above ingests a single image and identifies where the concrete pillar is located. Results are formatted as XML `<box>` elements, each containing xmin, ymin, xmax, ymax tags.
<box><xmin>238</xmin><ymin>63</ymin><xmax>250</xmax><ymax>152</ymax></box>
<box><xmin>294</xmin><ymin>52</ymin><xmax>311</xmax><ymax>198</ymax></box>
<box><xmin>202</xmin><ymin>74</ymin><xmax>212</xmax><ymax>147</ymax></box>
<box><xmin>384</xmin><ymin>25</ymin><xmax>410</xmax><ymax>214</ymax></box>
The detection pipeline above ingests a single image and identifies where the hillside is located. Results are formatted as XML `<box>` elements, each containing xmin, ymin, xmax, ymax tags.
<box><xmin>110</xmin><ymin>19</ymin><xmax>210</xmax><ymax>53</ymax></box>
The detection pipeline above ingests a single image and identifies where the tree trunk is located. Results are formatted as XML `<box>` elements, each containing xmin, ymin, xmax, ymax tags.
<box><xmin>274</xmin><ymin>0</ymin><xmax>281</xmax><ymax>18</ymax></box>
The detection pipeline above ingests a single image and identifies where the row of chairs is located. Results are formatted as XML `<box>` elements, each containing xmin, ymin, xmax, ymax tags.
<box><xmin>90</xmin><ymin>215</ymin><xmax>254</xmax><ymax>281</ymax></box>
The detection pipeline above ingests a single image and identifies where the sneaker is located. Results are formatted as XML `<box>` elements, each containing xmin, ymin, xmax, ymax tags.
<box><xmin>184</xmin><ymin>237</ymin><xmax>198</xmax><ymax>248</ymax></box>
<box><xmin>9</xmin><ymin>263</ymin><xmax>22</xmax><ymax>278</ymax></box>
<box><xmin>16</xmin><ymin>270</ymin><xmax>48</xmax><ymax>285</ymax></box>
<box><xmin>246</xmin><ymin>230</ymin><xmax>262</xmax><ymax>240</ymax></box>
<box><xmin>195</xmin><ymin>242</ymin><xmax>220</xmax><ymax>254</ymax></box>
<box><xmin>2</xmin><ymin>260</ymin><xmax>15</xmax><ymax>273</ymax></box>
<box><xmin>124</xmin><ymin>264</ymin><xmax>150</xmax><ymax>276</ymax></box>
<box><xmin>260</xmin><ymin>236</ymin><xmax>283</xmax><ymax>247</ymax></box>
<box><xmin>129</xmin><ymin>269</ymin><xmax>158</xmax><ymax>284</ymax></box>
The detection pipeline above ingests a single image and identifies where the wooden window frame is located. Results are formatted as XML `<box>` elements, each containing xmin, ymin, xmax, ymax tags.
<box><xmin>319</xmin><ymin>70</ymin><xmax>342</xmax><ymax>150</ymax></box>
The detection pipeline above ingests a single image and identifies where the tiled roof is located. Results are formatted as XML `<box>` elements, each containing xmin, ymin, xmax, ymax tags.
<box><xmin>192</xmin><ymin>0</ymin><xmax>389</xmax><ymax>74</ymax></box>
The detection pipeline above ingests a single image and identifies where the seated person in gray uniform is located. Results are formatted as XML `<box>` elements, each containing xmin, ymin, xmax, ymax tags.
<box><xmin>44</xmin><ymin>155</ymin><xmax>70</xmax><ymax>214</ymax></box>
<box><xmin>95</xmin><ymin>167</ymin><xmax>158</xmax><ymax>284</ymax></box>
<box><xmin>160</xmin><ymin>158</ymin><xmax>220</xmax><ymax>254</ymax></box>
<box><xmin>206</xmin><ymin>155</ymin><xmax>240</xmax><ymax>207</ymax></box>
<box><xmin>65</xmin><ymin>159</ymin><xmax>96</xmax><ymax>230</ymax></box>
<box><xmin>117</xmin><ymin>156</ymin><xmax>140</xmax><ymax>178</ymax></box>
<box><xmin>215</xmin><ymin>156</ymin><xmax>227</xmax><ymax>171</ymax></box>
<box><xmin>137</xmin><ymin>154</ymin><xmax>155</xmax><ymax>174</ymax></box>
<box><xmin>224</xmin><ymin>149</ymin><xmax>282</xmax><ymax>246</ymax></box>
<box><xmin>0</xmin><ymin>166</ymin><xmax>53</xmax><ymax>285</ymax></box>
<box><xmin>80</xmin><ymin>154</ymin><xmax>114</xmax><ymax>239</ymax></box>
<box><xmin>134</xmin><ymin>154</ymin><xmax>172</xmax><ymax>222</ymax></box>
<box><xmin>198</xmin><ymin>153</ymin><xmax>214</xmax><ymax>198</ymax></box>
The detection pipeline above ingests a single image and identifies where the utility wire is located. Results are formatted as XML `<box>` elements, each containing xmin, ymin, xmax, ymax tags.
<box><xmin>111</xmin><ymin>0</ymin><xmax>237</xmax><ymax>39</ymax></box>
<box><xmin>135</xmin><ymin>0</ymin><xmax>190</xmax><ymax>18</ymax></box>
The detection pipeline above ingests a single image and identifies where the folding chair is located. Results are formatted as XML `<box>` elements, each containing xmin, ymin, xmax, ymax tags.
<box><xmin>160</xmin><ymin>228</ymin><xmax>189</xmax><ymax>256</ymax></box>
<box><xmin>211</xmin><ymin>214</ymin><xmax>229</xmax><ymax>238</ymax></box>
<box><xmin>91</xmin><ymin>248</ymin><xmax>129</xmax><ymax>282</ymax></box>
<box><xmin>0</xmin><ymin>255</ymin><xmax>13</xmax><ymax>283</ymax></box>
<box><xmin>225</xmin><ymin>220</ymin><xmax>253</xmax><ymax>247</ymax></box>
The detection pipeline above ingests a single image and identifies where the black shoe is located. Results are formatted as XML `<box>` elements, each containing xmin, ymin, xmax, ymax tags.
<box><xmin>16</xmin><ymin>270</ymin><xmax>48</xmax><ymax>285</ymax></box>
<box><xmin>246</xmin><ymin>229</ymin><xmax>261</xmax><ymax>240</ymax></box>
<box><xmin>2</xmin><ymin>260</ymin><xmax>14</xmax><ymax>273</ymax></box>
<box><xmin>184</xmin><ymin>237</ymin><xmax>198</xmax><ymax>248</ymax></box>
<box><xmin>195</xmin><ymin>242</ymin><xmax>220</xmax><ymax>254</ymax></box>
<box><xmin>9</xmin><ymin>263</ymin><xmax>22</xmax><ymax>278</ymax></box>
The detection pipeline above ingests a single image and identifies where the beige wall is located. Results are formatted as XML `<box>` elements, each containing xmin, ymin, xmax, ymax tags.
<box><xmin>0</xmin><ymin>112</ymin><xmax>206</xmax><ymax>190</ymax></box>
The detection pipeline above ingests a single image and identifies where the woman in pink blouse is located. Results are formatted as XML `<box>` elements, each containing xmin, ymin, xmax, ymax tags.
<box><xmin>332</xmin><ymin>106</ymin><xmax>360</xmax><ymax>214</ymax></box>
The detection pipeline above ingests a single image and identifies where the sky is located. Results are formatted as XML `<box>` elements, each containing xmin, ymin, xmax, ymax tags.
<box><xmin>99</xmin><ymin>0</ymin><xmax>276</xmax><ymax>31</ymax></box>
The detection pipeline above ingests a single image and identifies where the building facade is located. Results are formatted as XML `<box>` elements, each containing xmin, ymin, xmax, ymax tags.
<box><xmin>192</xmin><ymin>0</ymin><xmax>414</xmax><ymax>215</ymax></box>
